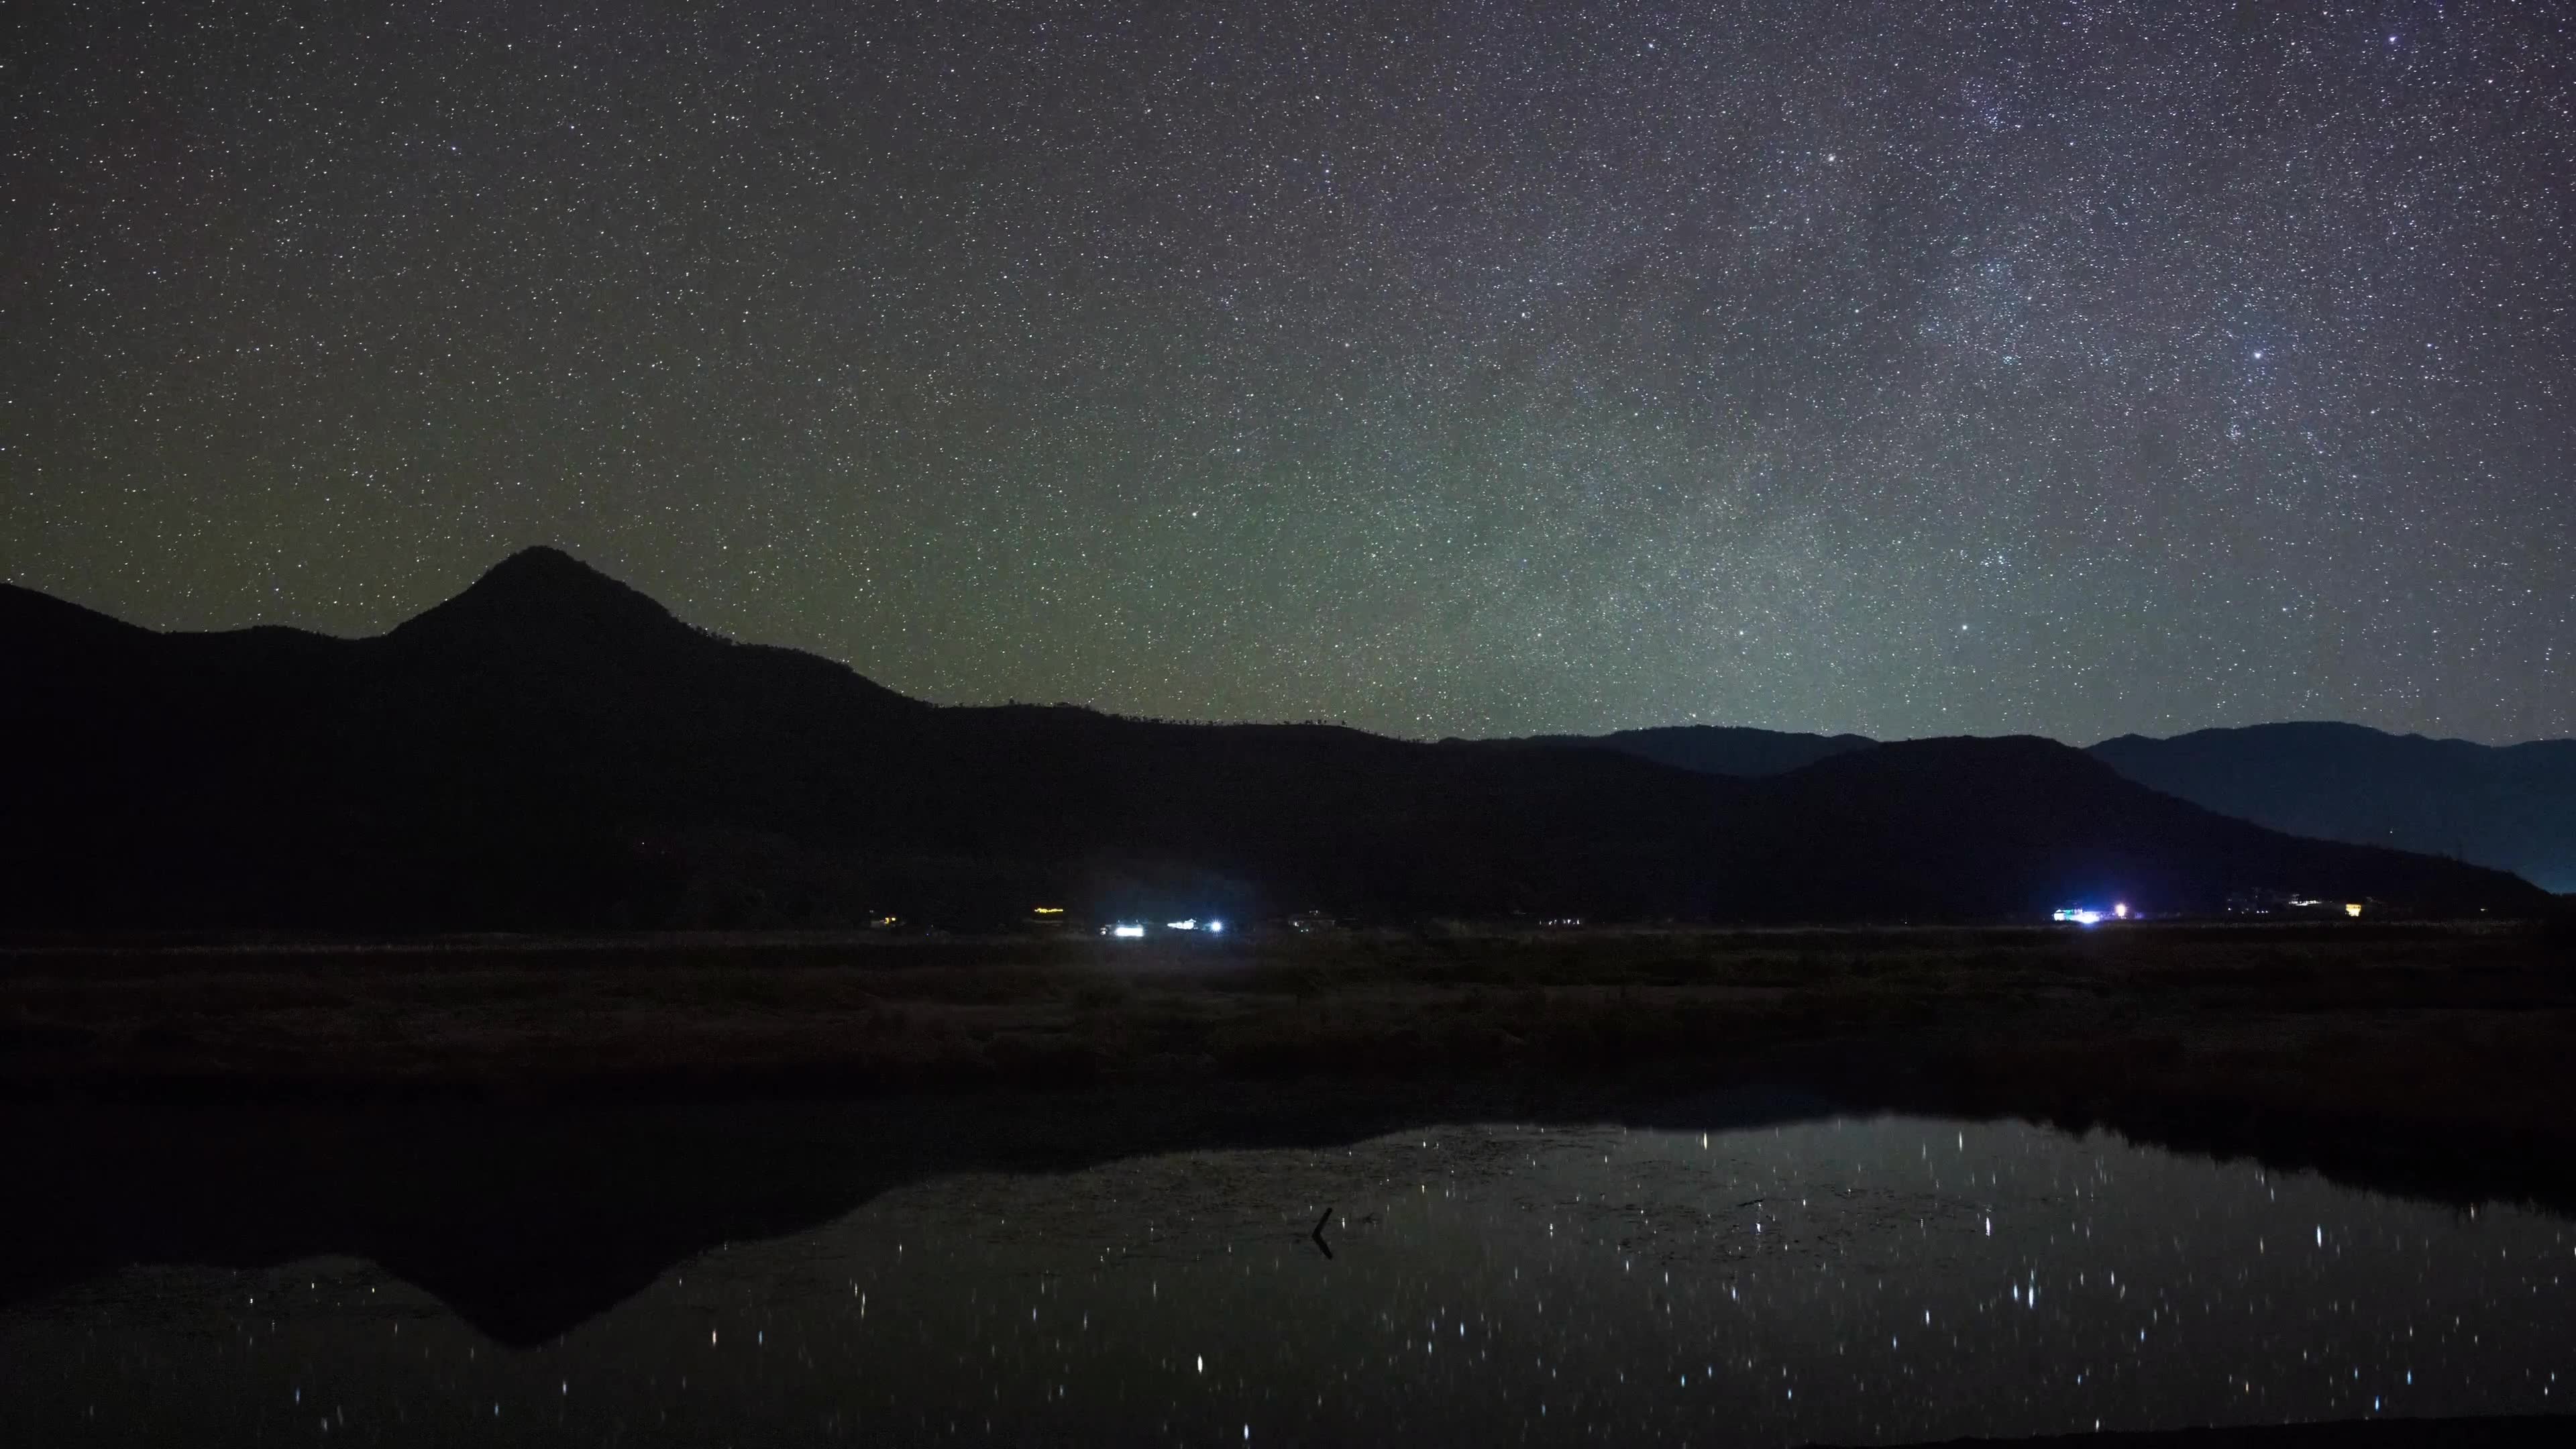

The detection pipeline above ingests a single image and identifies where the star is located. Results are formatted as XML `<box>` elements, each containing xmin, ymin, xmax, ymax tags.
<box><xmin>1</xmin><ymin>0</ymin><xmax>2566</xmax><ymax>746</ymax></box>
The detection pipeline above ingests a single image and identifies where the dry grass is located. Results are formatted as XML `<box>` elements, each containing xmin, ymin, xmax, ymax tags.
<box><xmin>2</xmin><ymin>919</ymin><xmax>2573</xmax><ymax>1205</ymax></box>
<box><xmin>0</xmin><ymin>922</ymin><xmax>2557</xmax><ymax>1085</ymax></box>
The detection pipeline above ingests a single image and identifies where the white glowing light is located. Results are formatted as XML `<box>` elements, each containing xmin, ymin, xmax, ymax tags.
<box><xmin>2051</xmin><ymin>908</ymin><xmax>2106</xmax><ymax>926</ymax></box>
<box><xmin>1167</xmin><ymin>918</ymin><xmax>1199</xmax><ymax>931</ymax></box>
<box><xmin>1207</xmin><ymin>919</ymin><xmax>1225</xmax><ymax>934</ymax></box>
<box><xmin>1110</xmin><ymin>924</ymin><xmax>1146</xmax><ymax>938</ymax></box>
<box><xmin>2114</xmin><ymin>902</ymin><xmax>2130</xmax><ymax>919</ymax></box>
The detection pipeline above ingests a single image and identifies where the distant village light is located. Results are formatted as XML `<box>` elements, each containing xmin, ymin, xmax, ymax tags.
<box><xmin>1109</xmin><ymin>923</ymin><xmax>1146</xmax><ymax>938</ymax></box>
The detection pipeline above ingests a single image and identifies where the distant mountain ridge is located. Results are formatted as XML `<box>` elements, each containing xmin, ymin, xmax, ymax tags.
<box><xmin>1523</xmin><ymin>724</ymin><xmax>1876</xmax><ymax>780</ymax></box>
<box><xmin>1</xmin><ymin>549</ymin><xmax>2544</xmax><ymax>928</ymax></box>
<box><xmin>1552</xmin><ymin>721</ymin><xmax>2576</xmax><ymax>894</ymax></box>
<box><xmin>2090</xmin><ymin>724</ymin><xmax>2576</xmax><ymax>894</ymax></box>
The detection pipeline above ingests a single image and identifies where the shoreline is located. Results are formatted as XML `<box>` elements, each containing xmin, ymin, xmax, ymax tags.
<box><xmin>4</xmin><ymin>922</ymin><xmax>2572</xmax><ymax>1211</ymax></box>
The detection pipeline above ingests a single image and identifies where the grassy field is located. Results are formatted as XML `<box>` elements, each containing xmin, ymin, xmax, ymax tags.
<box><xmin>4</xmin><ymin>920</ymin><xmax>2573</xmax><ymax>1205</ymax></box>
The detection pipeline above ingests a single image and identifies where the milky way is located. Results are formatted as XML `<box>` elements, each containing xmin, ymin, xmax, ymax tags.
<box><xmin>4</xmin><ymin>1</ymin><xmax>2570</xmax><ymax>743</ymax></box>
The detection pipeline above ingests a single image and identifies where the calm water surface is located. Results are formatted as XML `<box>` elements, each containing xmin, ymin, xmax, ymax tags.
<box><xmin>7</xmin><ymin>1114</ymin><xmax>2575</xmax><ymax>1446</ymax></box>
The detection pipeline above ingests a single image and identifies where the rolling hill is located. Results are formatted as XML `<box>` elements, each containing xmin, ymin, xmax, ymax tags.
<box><xmin>1</xmin><ymin>549</ymin><xmax>2543</xmax><ymax>928</ymax></box>
<box><xmin>1551</xmin><ymin>721</ymin><xmax>2576</xmax><ymax>896</ymax></box>
<box><xmin>2090</xmin><ymin>724</ymin><xmax>2576</xmax><ymax>895</ymax></box>
<box><xmin>1521</xmin><ymin>724</ymin><xmax>1876</xmax><ymax>780</ymax></box>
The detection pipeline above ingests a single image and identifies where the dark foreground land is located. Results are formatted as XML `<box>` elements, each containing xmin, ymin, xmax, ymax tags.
<box><xmin>5</xmin><ymin>921</ymin><xmax>2575</xmax><ymax>1448</ymax></box>
<box><xmin>6</xmin><ymin>919</ymin><xmax>2573</xmax><ymax>1203</ymax></box>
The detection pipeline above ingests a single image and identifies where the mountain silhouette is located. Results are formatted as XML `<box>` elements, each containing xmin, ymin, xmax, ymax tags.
<box><xmin>1521</xmin><ymin>723</ymin><xmax>1876</xmax><ymax>779</ymax></box>
<box><xmin>1557</xmin><ymin>722</ymin><xmax>2576</xmax><ymax>896</ymax></box>
<box><xmin>0</xmin><ymin>550</ymin><xmax>2544</xmax><ymax>928</ymax></box>
<box><xmin>2089</xmin><ymin>724</ymin><xmax>2576</xmax><ymax>894</ymax></box>
<box><xmin>396</xmin><ymin>542</ymin><xmax>676</xmax><ymax>637</ymax></box>
<box><xmin>1724</xmin><ymin>736</ymin><xmax>2530</xmax><ymax>920</ymax></box>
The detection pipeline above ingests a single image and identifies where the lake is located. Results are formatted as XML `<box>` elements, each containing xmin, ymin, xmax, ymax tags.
<box><xmin>4</xmin><ymin>1108</ymin><xmax>2573</xmax><ymax>1445</ymax></box>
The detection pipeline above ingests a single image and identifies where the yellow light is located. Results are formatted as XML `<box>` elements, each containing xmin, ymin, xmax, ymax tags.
<box><xmin>2345</xmin><ymin>902</ymin><xmax>2363</xmax><ymax>918</ymax></box>
<box><xmin>1033</xmin><ymin>907</ymin><xmax>1065</xmax><ymax>916</ymax></box>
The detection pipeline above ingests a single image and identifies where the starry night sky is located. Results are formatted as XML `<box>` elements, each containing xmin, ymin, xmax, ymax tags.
<box><xmin>4</xmin><ymin>1</ymin><xmax>2570</xmax><ymax>744</ymax></box>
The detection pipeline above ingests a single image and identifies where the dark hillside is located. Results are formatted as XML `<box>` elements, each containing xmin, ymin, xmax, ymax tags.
<box><xmin>1</xmin><ymin>551</ymin><xmax>1746</xmax><ymax>926</ymax></box>
<box><xmin>2088</xmin><ymin>723</ymin><xmax>2576</xmax><ymax>894</ymax></box>
<box><xmin>0</xmin><ymin>553</ymin><xmax>2544</xmax><ymax>928</ymax></box>
<box><xmin>1720</xmin><ymin>737</ymin><xmax>2530</xmax><ymax>920</ymax></box>
<box><xmin>1528</xmin><ymin>723</ymin><xmax>1877</xmax><ymax>779</ymax></box>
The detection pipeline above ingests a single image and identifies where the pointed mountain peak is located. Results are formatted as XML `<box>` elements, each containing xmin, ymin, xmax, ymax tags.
<box><xmin>466</xmin><ymin>545</ymin><xmax>641</xmax><ymax>601</ymax></box>
<box><xmin>390</xmin><ymin>546</ymin><xmax>692</xmax><ymax>651</ymax></box>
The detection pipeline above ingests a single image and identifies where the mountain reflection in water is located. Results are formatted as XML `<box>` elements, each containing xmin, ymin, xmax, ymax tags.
<box><xmin>6</xmin><ymin>1113</ymin><xmax>2574</xmax><ymax>1446</ymax></box>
